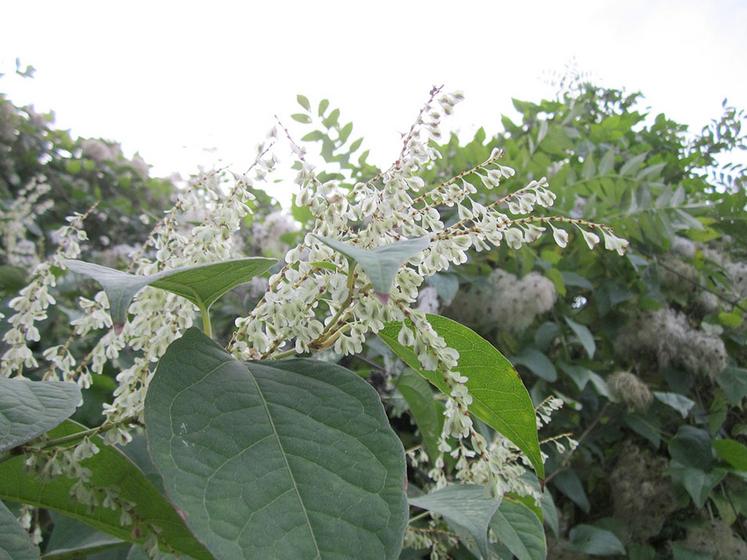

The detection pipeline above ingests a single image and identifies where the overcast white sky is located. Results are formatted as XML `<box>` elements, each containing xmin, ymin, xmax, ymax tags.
<box><xmin>1</xmin><ymin>1</ymin><xmax>745</xmax><ymax>204</ymax></box>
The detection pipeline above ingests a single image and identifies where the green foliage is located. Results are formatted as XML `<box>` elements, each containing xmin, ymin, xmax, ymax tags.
<box><xmin>0</xmin><ymin>500</ymin><xmax>40</xmax><ymax>559</ymax></box>
<box><xmin>314</xmin><ymin>235</ymin><xmax>430</xmax><ymax>297</ymax></box>
<box><xmin>0</xmin><ymin>421</ymin><xmax>211</xmax><ymax>559</ymax></box>
<box><xmin>0</xmin><ymin>377</ymin><xmax>80</xmax><ymax>453</ymax></box>
<box><xmin>490</xmin><ymin>498</ymin><xmax>547</xmax><ymax>560</ymax></box>
<box><xmin>65</xmin><ymin>257</ymin><xmax>276</xmax><ymax>325</ymax></box>
<box><xmin>380</xmin><ymin>314</ymin><xmax>543</xmax><ymax>477</ymax></box>
<box><xmin>0</xmin><ymin>85</ymin><xmax>174</xmax><ymax>250</ymax></box>
<box><xmin>409</xmin><ymin>485</ymin><xmax>500</xmax><ymax>558</ymax></box>
<box><xmin>145</xmin><ymin>328</ymin><xmax>408</xmax><ymax>560</ymax></box>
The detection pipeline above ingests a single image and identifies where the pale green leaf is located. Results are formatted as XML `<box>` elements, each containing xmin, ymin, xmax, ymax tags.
<box><xmin>490</xmin><ymin>498</ymin><xmax>546</xmax><ymax>560</ymax></box>
<box><xmin>409</xmin><ymin>485</ymin><xmax>500</xmax><ymax>558</ymax></box>
<box><xmin>0</xmin><ymin>500</ymin><xmax>40</xmax><ymax>559</ymax></box>
<box><xmin>511</xmin><ymin>348</ymin><xmax>557</xmax><ymax>382</ymax></box>
<box><xmin>296</xmin><ymin>94</ymin><xmax>310</xmax><ymax>111</ymax></box>
<box><xmin>313</xmin><ymin>235</ymin><xmax>429</xmax><ymax>297</ymax></box>
<box><xmin>653</xmin><ymin>391</ymin><xmax>695</xmax><ymax>418</ymax></box>
<box><xmin>379</xmin><ymin>314</ymin><xmax>544</xmax><ymax>478</ymax></box>
<box><xmin>65</xmin><ymin>257</ymin><xmax>275</xmax><ymax>324</ymax></box>
<box><xmin>0</xmin><ymin>377</ymin><xmax>80</xmax><ymax>454</ymax></box>
<box><xmin>0</xmin><ymin>420</ymin><xmax>210</xmax><ymax>559</ymax></box>
<box><xmin>568</xmin><ymin>524</ymin><xmax>625</xmax><ymax>556</ymax></box>
<box><xmin>145</xmin><ymin>328</ymin><xmax>408</xmax><ymax>560</ymax></box>
<box><xmin>564</xmin><ymin>317</ymin><xmax>595</xmax><ymax>358</ymax></box>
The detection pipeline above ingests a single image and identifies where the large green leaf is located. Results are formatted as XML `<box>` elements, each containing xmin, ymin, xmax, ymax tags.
<box><xmin>0</xmin><ymin>377</ymin><xmax>81</xmax><ymax>454</ymax></box>
<box><xmin>0</xmin><ymin>421</ymin><xmax>211</xmax><ymax>559</ymax></box>
<box><xmin>379</xmin><ymin>314</ymin><xmax>543</xmax><ymax>478</ymax></box>
<box><xmin>65</xmin><ymin>257</ymin><xmax>276</xmax><ymax>324</ymax></box>
<box><xmin>145</xmin><ymin>328</ymin><xmax>408</xmax><ymax>560</ymax></box>
<box><xmin>409</xmin><ymin>485</ymin><xmax>500</xmax><ymax>559</ymax></box>
<box><xmin>0</xmin><ymin>500</ymin><xmax>40</xmax><ymax>560</ymax></box>
<box><xmin>395</xmin><ymin>369</ymin><xmax>444</xmax><ymax>461</ymax></box>
<box><xmin>313</xmin><ymin>235</ymin><xmax>429</xmax><ymax>297</ymax></box>
<box><xmin>489</xmin><ymin>498</ymin><xmax>546</xmax><ymax>560</ymax></box>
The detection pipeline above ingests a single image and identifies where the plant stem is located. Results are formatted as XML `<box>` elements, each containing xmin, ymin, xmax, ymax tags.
<box><xmin>200</xmin><ymin>305</ymin><xmax>213</xmax><ymax>338</ymax></box>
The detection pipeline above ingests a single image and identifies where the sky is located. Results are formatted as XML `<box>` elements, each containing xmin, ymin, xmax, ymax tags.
<box><xmin>1</xmin><ymin>0</ymin><xmax>746</xmax><ymax>204</ymax></box>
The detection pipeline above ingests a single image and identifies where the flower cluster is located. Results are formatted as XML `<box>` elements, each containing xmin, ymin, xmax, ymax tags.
<box><xmin>447</xmin><ymin>268</ymin><xmax>557</xmax><ymax>334</ymax></box>
<box><xmin>231</xmin><ymin>88</ymin><xmax>626</xmax><ymax>495</ymax></box>
<box><xmin>1</xmin><ymin>209</ymin><xmax>91</xmax><ymax>376</ymax></box>
<box><xmin>0</xmin><ymin>175</ymin><xmax>53</xmax><ymax>269</ymax></box>
<box><xmin>615</xmin><ymin>307</ymin><xmax>727</xmax><ymax>379</ymax></box>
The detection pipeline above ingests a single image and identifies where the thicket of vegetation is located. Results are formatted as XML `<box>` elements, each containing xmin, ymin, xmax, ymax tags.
<box><xmin>1</xmin><ymin>67</ymin><xmax>745</xmax><ymax>560</ymax></box>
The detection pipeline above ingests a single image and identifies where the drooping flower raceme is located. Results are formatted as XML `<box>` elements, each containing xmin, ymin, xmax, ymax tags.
<box><xmin>230</xmin><ymin>87</ymin><xmax>628</xmax><ymax>485</ymax></box>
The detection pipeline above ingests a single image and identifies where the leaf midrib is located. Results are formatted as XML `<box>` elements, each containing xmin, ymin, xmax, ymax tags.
<box><xmin>246</xmin><ymin>368</ymin><xmax>322</xmax><ymax>560</ymax></box>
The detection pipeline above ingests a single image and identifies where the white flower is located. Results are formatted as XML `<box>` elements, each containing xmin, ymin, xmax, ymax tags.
<box><xmin>579</xmin><ymin>228</ymin><xmax>600</xmax><ymax>250</ymax></box>
<box><xmin>551</xmin><ymin>224</ymin><xmax>569</xmax><ymax>248</ymax></box>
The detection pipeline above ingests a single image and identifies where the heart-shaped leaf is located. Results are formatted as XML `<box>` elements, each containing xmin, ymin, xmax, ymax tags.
<box><xmin>313</xmin><ymin>235</ymin><xmax>429</xmax><ymax>298</ymax></box>
<box><xmin>409</xmin><ymin>485</ymin><xmax>500</xmax><ymax>558</ymax></box>
<box><xmin>65</xmin><ymin>257</ymin><xmax>276</xmax><ymax>324</ymax></box>
<box><xmin>0</xmin><ymin>420</ymin><xmax>211</xmax><ymax>559</ymax></box>
<box><xmin>379</xmin><ymin>314</ymin><xmax>544</xmax><ymax>478</ymax></box>
<box><xmin>0</xmin><ymin>377</ymin><xmax>81</xmax><ymax>454</ymax></box>
<box><xmin>145</xmin><ymin>327</ymin><xmax>408</xmax><ymax>560</ymax></box>
<box><xmin>0</xmin><ymin>501</ymin><xmax>40</xmax><ymax>559</ymax></box>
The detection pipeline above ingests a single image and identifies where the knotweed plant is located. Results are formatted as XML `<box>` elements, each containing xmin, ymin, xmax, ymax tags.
<box><xmin>0</xmin><ymin>87</ymin><xmax>627</xmax><ymax>560</ymax></box>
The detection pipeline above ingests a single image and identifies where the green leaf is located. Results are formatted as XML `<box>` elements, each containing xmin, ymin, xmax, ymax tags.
<box><xmin>296</xmin><ymin>94</ymin><xmax>310</xmax><ymax>111</ymax></box>
<box><xmin>540</xmin><ymin>489</ymin><xmax>559</xmax><ymax>537</ymax></box>
<box><xmin>409</xmin><ymin>485</ymin><xmax>500</xmax><ymax>558</ymax></box>
<box><xmin>127</xmin><ymin>545</ymin><xmax>177</xmax><ymax>559</ymax></box>
<box><xmin>396</xmin><ymin>369</ymin><xmax>444</xmax><ymax>461</ymax></box>
<box><xmin>620</xmin><ymin>152</ymin><xmax>647</xmax><ymax>176</ymax></box>
<box><xmin>511</xmin><ymin>348</ymin><xmax>557</xmax><ymax>382</ymax></box>
<box><xmin>568</xmin><ymin>524</ymin><xmax>625</xmax><ymax>556</ymax></box>
<box><xmin>552</xmin><ymin>469</ymin><xmax>589</xmax><ymax>513</ymax></box>
<box><xmin>0</xmin><ymin>500</ymin><xmax>40</xmax><ymax>559</ymax></box>
<box><xmin>0</xmin><ymin>265</ymin><xmax>27</xmax><ymax>294</ymax></box>
<box><xmin>145</xmin><ymin>327</ymin><xmax>407</xmax><ymax>560</ymax></box>
<box><xmin>669</xmin><ymin>463</ymin><xmax>726</xmax><ymax>508</ymax></box>
<box><xmin>44</xmin><ymin>513</ymin><xmax>124</xmax><ymax>559</ymax></box>
<box><xmin>65</xmin><ymin>257</ymin><xmax>276</xmax><ymax>324</ymax></box>
<box><xmin>0</xmin><ymin>377</ymin><xmax>80</xmax><ymax>454</ymax></box>
<box><xmin>653</xmin><ymin>391</ymin><xmax>695</xmax><ymax>418</ymax></box>
<box><xmin>291</xmin><ymin>113</ymin><xmax>312</xmax><ymax>124</ymax></box>
<box><xmin>490</xmin><ymin>498</ymin><xmax>546</xmax><ymax>560</ymax></box>
<box><xmin>716</xmin><ymin>367</ymin><xmax>747</xmax><ymax>405</ymax></box>
<box><xmin>318</xmin><ymin>99</ymin><xmax>329</xmax><ymax>116</ymax></box>
<box><xmin>313</xmin><ymin>235</ymin><xmax>429</xmax><ymax>297</ymax></box>
<box><xmin>669</xmin><ymin>426</ymin><xmax>713</xmax><ymax>471</ymax></box>
<box><xmin>0</xmin><ymin>420</ymin><xmax>210</xmax><ymax>559</ymax></box>
<box><xmin>671</xmin><ymin>543</ymin><xmax>713</xmax><ymax>560</ymax></box>
<box><xmin>713</xmin><ymin>439</ymin><xmax>747</xmax><ymax>471</ymax></box>
<box><xmin>563</xmin><ymin>317</ymin><xmax>595</xmax><ymax>358</ymax></box>
<box><xmin>379</xmin><ymin>314</ymin><xmax>544</xmax><ymax>478</ymax></box>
